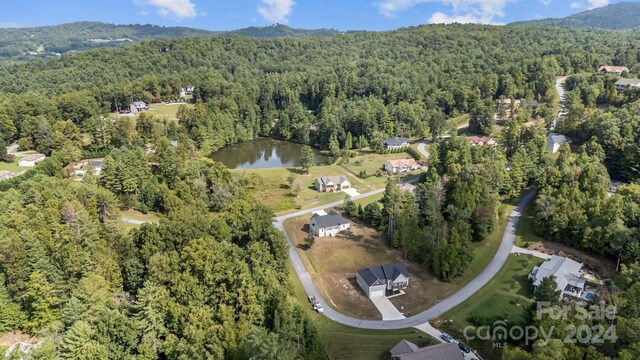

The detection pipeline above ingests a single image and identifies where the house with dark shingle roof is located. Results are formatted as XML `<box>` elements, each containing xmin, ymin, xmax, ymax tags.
<box><xmin>357</xmin><ymin>263</ymin><xmax>409</xmax><ymax>298</ymax></box>
<box><xmin>383</xmin><ymin>137</ymin><xmax>409</xmax><ymax>150</ymax></box>
<box><xmin>390</xmin><ymin>341</ymin><xmax>464</xmax><ymax>360</ymax></box>
<box><xmin>309</xmin><ymin>211</ymin><xmax>350</xmax><ymax>237</ymax></box>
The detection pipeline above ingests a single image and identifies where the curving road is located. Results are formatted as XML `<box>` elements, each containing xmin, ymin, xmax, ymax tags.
<box><xmin>275</xmin><ymin>178</ymin><xmax>537</xmax><ymax>329</ymax></box>
<box><xmin>416</xmin><ymin>121</ymin><xmax>468</xmax><ymax>159</ymax></box>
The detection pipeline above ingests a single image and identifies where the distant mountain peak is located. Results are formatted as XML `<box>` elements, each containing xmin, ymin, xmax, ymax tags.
<box><xmin>509</xmin><ymin>2</ymin><xmax>640</xmax><ymax>30</ymax></box>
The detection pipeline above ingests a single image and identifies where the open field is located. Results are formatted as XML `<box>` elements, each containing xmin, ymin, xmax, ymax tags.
<box><xmin>233</xmin><ymin>150</ymin><xmax>420</xmax><ymax>215</ymax></box>
<box><xmin>119</xmin><ymin>209</ymin><xmax>161</xmax><ymax>223</ymax></box>
<box><xmin>448</xmin><ymin>114</ymin><xmax>470</xmax><ymax>129</ymax></box>
<box><xmin>113</xmin><ymin>102</ymin><xmax>193</xmax><ymax>122</ymax></box>
<box><xmin>233</xmin><ymin>165</ymin><xmax>380</xmax><ymax>214</ymax></box>
<box><xmin>341</xmin><ymin>151</ymin><xmax>418</xmax><ymax>177</ymax></box>
<box><xmin>285</xmin><ymin>215</ymin><xmax>455</xmax><ymax>319</ymax></box>
<box><xmin>0</xmin><ymin>153</ymin><xmax>34</xmax><ymax>173</ymax></box>
<box><xmin>0</xmin><ymin>160</ymin><xmax>26</xmax><ymax>172</ymax></box>
<box><xmin>145</xmin><ymin>102</ymin><xmax>192</xmax><ymax>121</ymax></box>
<box><xmin>437</xmin><ymin>254</ymin><xmax>541</xmax><ymax>359</ymax></box>
<box><xmin>288</xmin><ymin>265</ymin><xmax>437</xmax><ymax>360</ymax></box>
<box><xmin>284</xmin><ymin>201</ymin><xmax>516</xmax><ymax>320</ymax></box>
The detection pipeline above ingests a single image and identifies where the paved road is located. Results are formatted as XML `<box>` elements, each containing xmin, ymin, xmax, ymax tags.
<box><xmin>275</xmin><ymin>180</ymin><xmax>537</xmax><ymax>329</ymax></box>
<box><xmin>555</xmin><ymin>77</ymin><xmax>567</xmax><ymax>102</ymax></box>
<box><xmin>551</xmin><ymin>77</ymin><xmax>568</xmax><ymax>130</ymax></box>
<box><xmin>416</xmin><ymin>121</ymin><xmax>469</xmax><ymax>158</ymax></box>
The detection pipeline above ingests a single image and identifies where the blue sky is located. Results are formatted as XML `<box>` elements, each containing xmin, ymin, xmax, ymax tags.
<box><xmin>0</xmin><ymin>0</ymin><xmax>632</xmax><ymax>31</ymax></box>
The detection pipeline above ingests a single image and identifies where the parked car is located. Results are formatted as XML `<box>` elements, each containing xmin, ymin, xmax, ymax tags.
<box><xmin>308</xmin><ymin>295</ymin><xmax>316</xmax><ymax>303</ymax></box>
<box><xmin>440</xmin><ymin>333</ymin><xmax>454</xmax><ymax>343</ymax></box>
<box><xmin>458</xmin><ymin>342</ymin><xmax>471</xmax><ymax>353</ymax></box>
<box><xmin>315</xmin><ymin>304</ymin><xmax>324</xmax><ymax>313</ymax></box>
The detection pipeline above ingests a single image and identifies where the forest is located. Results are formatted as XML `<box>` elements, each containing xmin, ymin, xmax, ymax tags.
<box><xmin>0</xmin><ymin>22</ymin><xmax>341</xmax><ymax>61</ymax></box>
<box><xmin>0</xmin><ymin>22</ymin><xmax>639</xmax><ymax>359</ymax></box>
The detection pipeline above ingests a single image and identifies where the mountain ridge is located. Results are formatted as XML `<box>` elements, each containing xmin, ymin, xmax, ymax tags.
<box><xmin>0</xmin><ymin>21</ymin><xmax>342</xmax><ymax>60</ymax></box>
<box><xmin>509</xmin><ymin>2</ymin><xmax>640</xmax><ymax>30</ymax></box>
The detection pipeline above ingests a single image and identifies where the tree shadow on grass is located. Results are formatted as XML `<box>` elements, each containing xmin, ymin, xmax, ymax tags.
<box><xmin>286</xmin><ymin>167</ymin><xmax>307</xmax><ymax>175</ymax></box>
<box><xmin>337</xmin><ymin>229</ymin><xmax>368</xmax><ymax>243</ymax></box>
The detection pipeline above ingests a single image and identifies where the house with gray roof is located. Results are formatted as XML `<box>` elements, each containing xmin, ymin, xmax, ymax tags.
<box><xmin>529</xmin><ymin>255</ymin><xmax>589</xmax><ymax>302</ymax></box>
<box><xmin>615</xmin><ymin>78</ymin><xmax>640</xmax><ymax>92</ymax></box>
<box><xmin>309</xmin><ymin>211</ymin><xmax>350</xmax><ymax>237</ymax></box>
<box><xmin>18</xmin><ymin>153</ymin><xmax>45</xmax><ymax>167</ymax></box>
<box><xmin>383</xmin><ymin>137</ymin><xmax>409</xmax><ymax>150</ymax></box>
<box><xmin>390</xmin><ymin>340</ymin><xmax>463</xmax><ymax>360</ymax></box>
<box><xmin>546</xmin><ymin>133</ymin><xmax>571</xmax><ymax>153</ymax></box>
<box><xmin>357</xmin><ymin>263</ymin><xmax>409</xmax><ymax>298</ymax></box>
<box><xmin>315</xmin><ymin>176</ymin><xmax>351</xmax><ymax>192</ymax></box>
<box><xmin>130</xmin><ymin>101</ymin><xmax>148</xmax><ymax>115</ymax></box>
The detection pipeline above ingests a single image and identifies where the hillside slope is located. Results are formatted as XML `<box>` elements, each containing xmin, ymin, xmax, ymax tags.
<box><xmin>0</xmin><ymin>22</ymin><xmax>340</xmax><ymax>60</ymax></box>
<box><xmin>509</xmin><ymin>2</ymin><xmax>640</xmax><ymax>30</ymax></box>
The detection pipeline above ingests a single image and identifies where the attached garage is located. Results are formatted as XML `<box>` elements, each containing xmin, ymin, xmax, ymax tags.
<box><xmin>357</xmin><ymin>269</ymin><xmax>386</xmax><ymax>298</ymax></box>
<box><xmin>368</xmin><ymin>285</ymin><xmax>386</xmax><ymax>298</ymax></box>
<box><xmin>356</xmin><ymin>263</ymin><xmax>410</xmax><ymax>299</ymax></box>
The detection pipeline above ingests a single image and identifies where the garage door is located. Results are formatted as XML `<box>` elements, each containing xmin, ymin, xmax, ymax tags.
<box><xmin>369</xmin><ymin>286</ymin><xmax>386</xmax><ymax>298</ymax></box>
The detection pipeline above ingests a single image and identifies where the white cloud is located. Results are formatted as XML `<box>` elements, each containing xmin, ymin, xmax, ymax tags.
<box><xmin>587</xmin><ymin>0</ymin><xmax>608</xmax><ymax>9</ymax></box>
<box><xmin>427</xmin><ymin>11</ymin><xmax>480</xmax><ymax>23</ymax></box>
<box><xmin>569</xmin><ymin>0</ymin><xmax>609</xmax><ymax>10</ymax></box>
<box><xmin>137</xmin><ymin>0</ymin><xmax>198</xmax><ymax>19</ymax></box>
<box><xmin>258</xmin><ymin>0</ymin><xmax>295</xmax><ymax>23</ymax></box>
<box><xmin>539</xmin><ymin>0</ymin><xmax>551</xmax><ymax>5</ymax></box>
<box><xmin>376</xmin><ymin>0</ymin><xmax>511</xmax><ymax>24</ymax></box>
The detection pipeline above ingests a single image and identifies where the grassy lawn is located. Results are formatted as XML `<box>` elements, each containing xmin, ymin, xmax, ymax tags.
<box><xmin>119</xmin><ymin>209</ymin><xmax>161</xmax><ymax>223</ymax></box>
<box><xmin>234</xmin><ymin>165</ymin><xmax>380</xmax><ymax>215</ymax></box>
<box><xmin>341</xmin><ymin>151</ymin><xmax>418</xmax><ymax>178</ymax></box>
<box><xmin>285</xmin><ymin>214</ymin><xmax>458</xmax><ymax>319</ymax></box>
<box><xmin>448</xmin><ymin>114</ymin><xmax>470</xmax><ymax>129</ymax></box>
<box><xmin>515</xmin><ymin>199</ymin><xmax>544</xmax><ymax>247</ymax></box>
<box><xmin>145</xmin><ymin>102</ymin><xmax>192</xmax><ymax>121</ymax></box>
<box><xmin>437</xmin><ymin>254</ymin><xmax>542</xmax><ymax>360</ymax></box>
<box><xmin>0</xmin><ymin>155</ymin><xmax>32</xmax><ymax>173</ymax></box>
<box><xmin>447</xmin><ymin>203</ymin><xmax>515</xmax><ymax>288</ymax></box>
<box><xmin>234</xmin><ymin>154</ymin><xmax>419</xmax><ymax>215</ymax></box>
<box><xmin>113</xmin><ymin>102</ymin><xmax>193</xmax><ymax>122</ymax></box>
<box><xmin>288</xmin><ymin>265</ymin><xmax>437</xmax><ymax>360</ymax></box>
<box><xmin>284</xmin><ymin>201</ymin><xmax>518</xmax><ymax>321</ymax></box>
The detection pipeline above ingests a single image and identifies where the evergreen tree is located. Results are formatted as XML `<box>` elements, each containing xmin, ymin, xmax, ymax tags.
<box><xmin>534</xmin><ymin>276</ymin><xmax>561</xmax><ymax>304</ymax></box>
<box><xmin>299</xmin><ymin>145</ymin><xmax>314</xmax><ymax>175</ymax></box>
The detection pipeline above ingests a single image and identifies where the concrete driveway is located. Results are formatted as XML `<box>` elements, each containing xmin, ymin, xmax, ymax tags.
<box><xmin>342</xmin><ymin>187</ymin><xmax>360</xmax><ymax>197</ymax></box>
<box><xmin>370</xmin><ymin>296</ymin><xmax>405</xmax><ymax>320</ymax></box>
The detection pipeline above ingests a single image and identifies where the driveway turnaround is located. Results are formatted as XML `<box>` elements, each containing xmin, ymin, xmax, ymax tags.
<box><xmin>275</xmin><ymin>181</ymin><xmax>537</xmax><ymax>330</ymax></box>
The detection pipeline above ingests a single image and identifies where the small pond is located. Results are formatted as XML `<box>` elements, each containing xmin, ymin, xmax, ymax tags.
<box><xmin>209</xmin><ymin>138</ymin><xmax>328</xmax><ymax>169</ymax></box>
